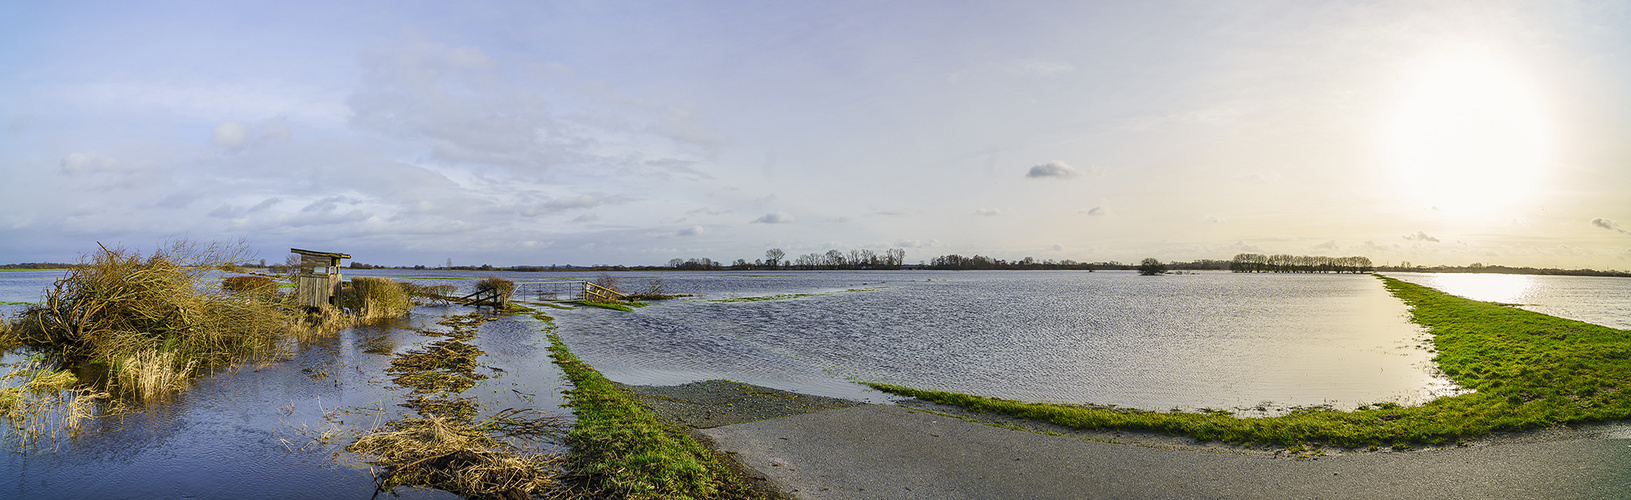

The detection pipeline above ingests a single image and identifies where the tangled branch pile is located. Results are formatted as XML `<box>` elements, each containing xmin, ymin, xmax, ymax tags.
<box><xmin>474</xmin><ymin>277</ymin><xmax>515</xmax><ymax>304</ymax></box>
<box><xmin>5</xmin><ymin>241</ymin><xmax>308</xmax><ymax>399</ymax></box>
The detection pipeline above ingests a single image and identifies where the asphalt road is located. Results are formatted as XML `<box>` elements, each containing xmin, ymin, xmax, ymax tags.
<box><xmin>701</xmin><ymin>404</ymin><xmax>1631</xmax><ymax>499</ymax></box>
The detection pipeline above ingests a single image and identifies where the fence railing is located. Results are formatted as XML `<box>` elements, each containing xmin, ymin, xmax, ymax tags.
<box><xmin>516</xmin><ymin>281</ymin><xmax>627</xmax><ymax>303</ymax></box>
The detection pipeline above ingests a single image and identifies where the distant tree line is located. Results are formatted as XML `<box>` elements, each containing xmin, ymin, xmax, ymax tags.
<box><xmin>668</xmin><ymin>248</ymin><xmax>909</xmax><ymax>270</ymax></box>
<box><xmin>1375</xmin><ymin>262</ymin><xmax>1631</xmax><ymax>278</ymax></box>
<box><xmin>924</xmin><ymin>254</ymin><xmax>1095</xmax><ymax>270</ymax></box>
<box><xmin>0</xmin><ymin>262</ymin><xmax>76</xmax><ymax>270</ymax></box>
<box><xmin>1228</xmin><ymin>253</ymin><xmax>1374</xmax><ymax>274</ymax></box>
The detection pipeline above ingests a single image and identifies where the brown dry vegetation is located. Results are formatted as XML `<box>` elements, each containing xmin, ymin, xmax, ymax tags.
<box><xmin>339</xmin><ymin>276</ymin><xmax>412</xmax><ymax>321</ymax></box>
<box><xmin>3</xmin><ymin>241</ymin><xmax>320</xmax><ymax>399</ymax></box>
<box><xmin>474</xmin><ymin>277</ymin><xmax>515</xmax><ymax>304</ymax></box>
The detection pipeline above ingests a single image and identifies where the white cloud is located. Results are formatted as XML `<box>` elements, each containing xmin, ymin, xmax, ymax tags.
<box><xmin>677</xmin><ymin>225</ymin><xmax>704</xmax><ymax>236</ymax></box>
<box><xmin>572</xmin><ymin>213</ymin><xmax>599</xmax><ymax>223</ymax></box>
<box><xmin>212</xmin><ymin>121</ymin><xmax>249</xmax><ymax>149</ymax></box>
<box><xmin>1402</xmin><ymin>230</ymin><xmax>1441</xmax><ymax>242</ymax></box>
<box><xmin>60</xmin><ymin>152</ymin><xmax>115</xmax><ymax>174</ymax></box>
<box><xmin>1592</xmin><ymin>218</ymin><xmax>1631</xmax><ymax>235</ymax></box>
<box><xmin>1051</xmin><ymin>243</ymin><xmax>1065</xmax><ymax>251</ymax></box>
<box><xmin>1026</xmin><ymin>161</ymin><xmax>1077</xmax><ymax>179</ymax></box>
<box><xmin>1204</xmin><ymin>215</ymin><xmax>1227</xmax><ymax>224</ymax></box>
<box><xmin>1313</xmin><ymin>240</ymin><xmax>1340</xmax><ymax>250</ymax></box>
<box><xmin>974</xmin><ymin>208</ymin><xmax>1002</xmax><ymax>216</ymax></box>
<box><xmin>752</xmin><ymin>212</ymin><xmax>795</xmax><ymax>224</ymax></box>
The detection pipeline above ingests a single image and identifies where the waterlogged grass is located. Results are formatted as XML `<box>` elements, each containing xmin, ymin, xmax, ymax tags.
<box><xmin>709</xmin><ymin>287</ymin><xmax>886</xmax><ymax>303</ymax></box>
<box><xmin>579</xmin><ymin>301</ymin><xmax>635</xmax><ymax>312</ymax></box>
<box><xmin>868</xmin><ymin>275</ymin><xmax>1631</xmax><ymax>449</ymax></box>
<box><xmin>547</xmin><ymin>329</ymin><xmax>756</xmax><ymax>499</ymax></box>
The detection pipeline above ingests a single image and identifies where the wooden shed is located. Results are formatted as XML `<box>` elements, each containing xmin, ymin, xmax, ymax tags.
<box><xmin>291</xmin><ymin>248</ymin><xmax>350</xmax><ymax>308</ymax></box>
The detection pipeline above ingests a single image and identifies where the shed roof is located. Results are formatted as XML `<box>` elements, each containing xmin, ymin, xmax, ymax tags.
<box><xmin>290</xmin><ymin>248</ymin><xmax>351</xmax><ymax>259</ymax></box>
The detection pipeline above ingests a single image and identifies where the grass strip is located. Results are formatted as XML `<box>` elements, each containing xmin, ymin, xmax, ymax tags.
<box><xmin>578</xmin><ymin>301</ymin><xmax>634</xmax><ymax>312</ymax></box>
<box><xmin>709</xmin><ymin>287</ymin><xmax>886</xmax><ymax>304</ymax></box>
<box><xmin>867</xmin><ymin>275</ymin><xmax>1631</xmax><ymax>450</ymax></box>
<box><xmin>547</xmin><ymin>330</ymin><xmax>757</xmax><ymax>499</ymax></box>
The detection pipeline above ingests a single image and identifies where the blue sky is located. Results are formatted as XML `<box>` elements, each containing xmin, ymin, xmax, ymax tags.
<box><xmin>3</xmin><ymin>0</ymin><xmax>1629</xmax><ymax>268</ymax></box>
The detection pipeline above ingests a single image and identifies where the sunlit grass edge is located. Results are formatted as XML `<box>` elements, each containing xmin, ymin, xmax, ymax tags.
<box><xmin>546</xmin><ymin>328</ymin><xmax>756</xmax><ymax>499</ymax></box>
<box><xmin>866</xmin><ymin>275</ymin><xmax>1631</xmax><ymax>449</ymax></box>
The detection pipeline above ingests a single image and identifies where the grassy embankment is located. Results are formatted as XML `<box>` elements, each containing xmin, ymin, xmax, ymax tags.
<box><xmin>546</xmin><ymin>323</ymin><xmax>757</xmax><ymax>499</ymax></box>
<box><xmin>869</xmin><ymin>275</ymin><xmax>1631</xmax><ymax>450</ymax></box>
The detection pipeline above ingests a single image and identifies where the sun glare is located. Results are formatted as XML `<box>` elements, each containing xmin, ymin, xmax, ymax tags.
<box><xmin>1387</xmin><ymin>46</ymin><xmax>1552</xmax><ymax>220</ymax></box>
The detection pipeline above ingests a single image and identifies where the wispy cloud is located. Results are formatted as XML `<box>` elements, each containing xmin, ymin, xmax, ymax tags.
<box><xmin>752</xmin><ymin>212</ymin><xmax>795</xmax><ymax>224</ymax></box>
<box><xmin>1203</xmin><ymin>215</ymin><xmax>1227</xmax><ymax>224</ymax></box>
<box><xmin>1592</xmin><ymin>218</ymin><xmax>1631</xmax><ymax>235</ymax></box>
<box><xmin>677</xmin><ymin>225</ymin><xmax>703</xmax><ymax>236</ymax></box>
<box><xmin>974</xmin><ymin>208</ymin><xmax>1002</xmax><ymax>216</ymax></box>
<box><xmin>1025</xmin><ymin>161</ymin><xmax>1076</xmax><ymax>179</ymax></box>
<box><xmin>1402</xmin><ymin>230</ymin><xmax>1440</xmax><ymax>242</ymax></box>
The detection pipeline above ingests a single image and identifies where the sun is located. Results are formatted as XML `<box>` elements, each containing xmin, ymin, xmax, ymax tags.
<box><xmin>1386</xmin><ymin>45</ymin><xmax>1552</xmax><ymax>220</ymax></box>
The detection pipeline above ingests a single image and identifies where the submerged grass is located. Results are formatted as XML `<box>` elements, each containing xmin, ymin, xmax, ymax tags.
<box><xmin>868</xmin><ymin>275</ymin><xmax>1631</xmax><ymax>449</ymax></box>
<box><xmin>547</xmin><ymin>327</ymin><xmax>758</xmax><ymax>499</ymax></box>
<box><xmin>709</xmin><ymin>287</ymin><xmax>886</xmax><ymax>303</ymax></box>
<box><xmin>578</xmin><ymin>301</ymin><xmax>634</xmax><ymax>312</ymax></box>
<box><xmin>0</xmin><ymin>361</ymin><xmax>109</xmax><ymax>450</ymax></box>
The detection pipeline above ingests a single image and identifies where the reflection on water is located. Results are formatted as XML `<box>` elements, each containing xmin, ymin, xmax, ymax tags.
<box><xmin>0</xmin><ymin>305</ymin><xmax>566</xmax><ymax>498</ymax></box>
<box><xmin>557</xmin><ymin>271</ymin><xmax>1461</xmax><ymax>414</ymax></box>
<box><xmin>1385</xmin><ymin>272</ymin><xmax>1631</xmax><ymax>330</ymax></box>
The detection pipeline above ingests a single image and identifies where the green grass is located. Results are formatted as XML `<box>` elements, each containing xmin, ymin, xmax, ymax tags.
<box><xmin>709</xmin><ymin>287</ymin><xmax>885</xmax><ymax>303</ymax></box>
<box><xmin>0</xmin><ymin>301</ymin><xmax>36</xmax><ymax>306</ymax></box>
<box><xmin>547</xmin><ymin>328</ymin><xmax>755</xmax><ymax>499</ymax></box>
<box><xmin>579</xmin><ymin>301</ymin><xmax>634</xmax><ymax>312</ymax></box>
<box><xmin>866</xmin><ymin>275</ymin><xmax>1631</xmax><ymax>449</ymax></box>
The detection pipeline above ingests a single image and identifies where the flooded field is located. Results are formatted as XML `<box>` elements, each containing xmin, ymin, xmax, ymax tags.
<box><xmin>1384</xmin><ymin>272</ymin><xmax>1631</xmax><ymax>330</ymax></box>
<box><xmin>1</xmin><ymin>269</ymin><xmax>1626</xmax><ymax>496</ymax></box>
<box><xmin>557</xmin><ymin>271</ymin><xmax>1461</xmax><ymax>412</ymax></box>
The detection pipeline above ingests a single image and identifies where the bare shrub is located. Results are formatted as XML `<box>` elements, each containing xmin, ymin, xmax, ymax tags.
<box><xmin>338</xmin><ymin>277</ymin><xmax>412</xmax><ymax>321</ymax></box>
<box><xmin>12</xmin><ymin>240</ymin><xmax>302</xmax><ymax>367</ymax></box>
<box><xmin>474</xmin><ymin>277</ymin><xmax>515</xmax><ymax>304</ymax></box>
<box><xmin>399</xmin><ymin>283</ymin><xmax>456</xmax><ymax>306</ymax></box>
<box><xmin>590</xmin><ymin>274</ymin><xmax>622</xmax><ymax>294</ymax></box>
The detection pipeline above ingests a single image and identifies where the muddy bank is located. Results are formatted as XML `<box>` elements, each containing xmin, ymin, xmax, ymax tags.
<box><xmin>619</xmin><ymin>380</ymin><xmax>860</xmax><ymax>429</ymax></box>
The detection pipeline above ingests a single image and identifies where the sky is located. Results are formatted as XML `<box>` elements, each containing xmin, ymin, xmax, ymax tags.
<box><xmin>2</xmin><ymin>0</ymin><xmax>1629</xmax><ymax>269</ymax></box>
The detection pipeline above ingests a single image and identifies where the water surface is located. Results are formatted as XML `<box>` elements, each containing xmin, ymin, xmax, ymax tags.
<box><xmin>556</xmin><ymin>271</ymin><xmax>1457</xmax><ymax>413</ymax></box>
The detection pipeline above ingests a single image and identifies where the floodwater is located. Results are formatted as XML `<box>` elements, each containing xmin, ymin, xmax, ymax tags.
<box><xmin>1</xmin><ymin>268</ymin><xmax>1625</xmax><ymax>496</ymax></box>
<box><xmin>556</xmin><ymin>271</ymin><xmax>1460</xmax><ymax>413</ymax></box>
<box><xmin>0</xmin><ymin>268</ymin><xmax>570</xmax><ymax>499</ymax></box>
<box><xmin>1384</xmin><ymin>272</ymin><xmax>1631</xmax><ymax>330</ymax></box>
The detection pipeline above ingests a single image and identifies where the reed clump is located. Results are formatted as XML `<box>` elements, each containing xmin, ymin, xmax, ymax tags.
<box><xmin>338</xmin><ymin>277</ymin><xmax>412</xmax><ymax>321</ymax></box>
<box><xmin>6</xmin><ymin>241</ymin><xmax>306</xmax><ymax>400</ymax></box>
<box><xmin>400</xmin><ymin>283</ymin><xmax>457</xmax><ymax>306</ymax></box>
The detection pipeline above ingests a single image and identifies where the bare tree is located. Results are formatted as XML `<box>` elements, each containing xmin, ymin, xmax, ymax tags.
<box><xmin>765</xmin><ymin>248</ymin><xmax>785</xmax><ymax>269</ymax></box>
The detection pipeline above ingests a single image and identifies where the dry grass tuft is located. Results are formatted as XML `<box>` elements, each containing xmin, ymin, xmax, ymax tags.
<box><xmin>348</xmin><ymin>411</ymin><xmax>564</xmax><ymax>499</ymax></box>
<box><xmin>115</xmin><ymin>349</ymin><xmax>196</xmax><ymax>402</ymax></box>
<box><xmin>338</xmin><ymin>277</ymin><xmax>412</xmax><ymax>322</ymax></box>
